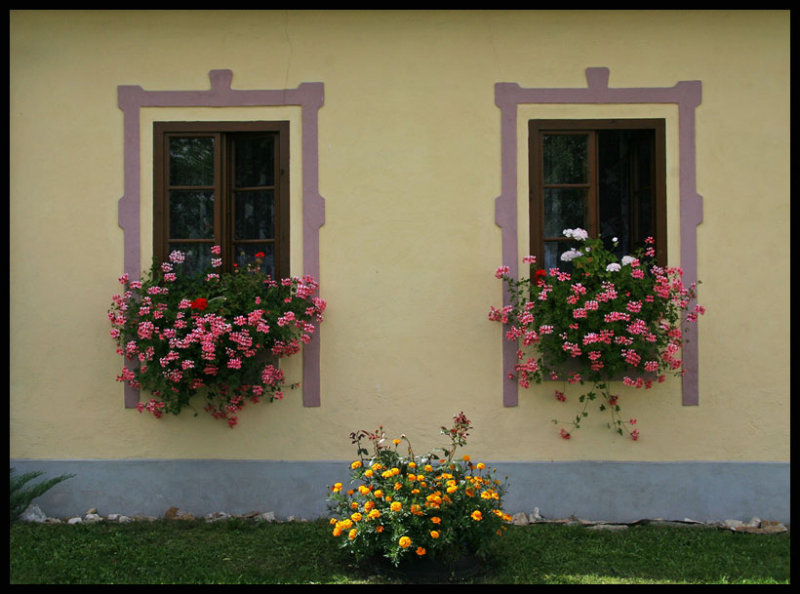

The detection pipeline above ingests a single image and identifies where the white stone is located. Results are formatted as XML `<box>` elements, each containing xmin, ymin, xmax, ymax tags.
<box><xmin>19</xmin><ymin>503</ymin><xmax>48</xmax><ymax>523</ymax></box>
<box><xmin>511</xmin><ymin>512</ymin><xmax>530</xmax><ymax>526</ymax></box>
<box><xmin>84</xmin><ymin>513</ymin><xmax>103</xmax><ymax>523</ymax></box>
<box><xmin>67</xmin><ymin>516</ymin><xmax>83</xmax><ymax>524</ymax></box>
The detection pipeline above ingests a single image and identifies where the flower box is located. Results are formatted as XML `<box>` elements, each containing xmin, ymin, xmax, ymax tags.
<box><xmin>109</xmin><ymin>247</ymin><xmax>325</xmax><ymax>427</ymax></box>
<box><xmin>491</xmin><ymin>229</ymin><xmax>703</xmax><ymax>439</ymax></box>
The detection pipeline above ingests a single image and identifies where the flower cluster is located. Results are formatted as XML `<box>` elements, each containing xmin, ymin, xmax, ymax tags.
<box><xmin>490</xmin><ymin>229</ymin><xmax>704</xmax><ymax>439</ymax></box>
<box><xmin>327</xmin><ymin>413</ymin><xmax>511</xmax><ymax>568</ymax></box>
<box><xmin>108</xmin><ymin>247</ymin><xmax>326</xmax><ymax>427</ymax></box>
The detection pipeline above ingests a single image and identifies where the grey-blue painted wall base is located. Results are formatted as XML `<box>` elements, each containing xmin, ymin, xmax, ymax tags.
<box><xmin>10</xmin><ymin>459</ymin><xmax>789</xmax><ymax>525</ymax></box>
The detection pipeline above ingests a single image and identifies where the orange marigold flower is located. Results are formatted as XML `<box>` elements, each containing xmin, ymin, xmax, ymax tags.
<box><xmin>431</xmin><ymin>516</ymin><xmax>441</xmax><ymax>524</ymax></box>
<box><xmin>408</xmin><ymin>461</ymin><xmax>417</xmax><ymax>469</ymax></box>
<box><xmin>331</xmin><ymin>482</ymin><xmax>342</xmax><ymax>493</ymax></box>
<box><xmin>348</xmin><ymin>528</ymin><xmax>358</xmax><ymax>540</ymax></box>
<box><xmin>416</xmin><ymin>547</ymin><xmax>426</xmax><ymax>556</ymax></box>
<box><xmin>471</xmin><ymin>510</ymin><xmax>483</xmax><ymax>521</ymax></box>
<box><xmin>476</xmin><ymin>462</ymin><xmax>486</xmax><ymax>470</ymax></box>
<box><xmin>375</xmin><ymin>525</ymin><xmax>384</xmax><ymax>533</ymax></box>
<box><xmin>394</xmin><ymin>482</ymin><xmax>403</xmax><ymax>491</ymax></box>
<box><xmin>399</xmin><ymin>536</ymin><xmax>412</xmax><ymax>549</ymax></box>
<box><xmin>430</xmin><ymin>530</ymin><xmax>440</xmax><ymax>539</ymax></box>
<box><xmin>351</xmin><ymin>460</ymin><xmax>362</xmax><ymax>469</ymax></box>
<box><xmin>390</xmin><ymin>501</ymin><xmax>402</xmax><ymax>512</ymax></box>
<box><xmin>350</xmin><ymin>512</ymin><xmax>362</xmax><ymax>522</ymax></box>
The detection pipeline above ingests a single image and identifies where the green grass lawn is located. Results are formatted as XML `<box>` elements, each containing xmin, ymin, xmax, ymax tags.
<box><xmin>9</xmin><ymin>519</ymin><xmax>790</xmax><ymax>584</ymax></box>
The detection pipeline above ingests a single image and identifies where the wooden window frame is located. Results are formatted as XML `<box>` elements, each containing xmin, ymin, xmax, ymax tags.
<box><xmin>529</xmin><ymin>119</ymin><xmax>667</xmax><ymax>269</ymax></box>
<box><xmin>153</xmin><ymin>120</ymin><xmax>290</xmax><ymax>278</ymax></box>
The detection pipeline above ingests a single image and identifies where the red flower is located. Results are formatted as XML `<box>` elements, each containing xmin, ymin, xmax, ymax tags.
<box><xmin>190</xmin><ymin>297</ymin><xmax>208</xmax><ymax>311</ymax></box>
<box><xmin>534</xmin><ymin>269</ymin><xmax>547</xmax><ymax>285</ymax></box>
<box><xmin>255</xmin><ymin>252</ymin><xmax>265</xmax><ymax>259</ymax></box>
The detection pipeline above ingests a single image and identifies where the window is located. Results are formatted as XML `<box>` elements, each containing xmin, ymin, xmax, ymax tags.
<box><xmin>529</xmin><ymin>119</ymin><xmax>666</xmax><ymax>271</ymax></box>
<box><xmin>153</xmin><ymin>121</ymin><xmax>290</xmax><ymax>278</ymax></box>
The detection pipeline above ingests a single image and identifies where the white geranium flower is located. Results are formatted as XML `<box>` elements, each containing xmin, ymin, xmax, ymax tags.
<box><xmin>563</xmin><ymin>228</ymin><xmax>589</xmax><ymax>241</ymax></box>
<box><xmin>561</xmin><ymin>248</ymin><xmax>583</xmax><ymax>262</ymax></box>
<box><xmin>621</xmin><ymin>255</ymin><xmax>636</xmax><ymax>266</ymax></box>
<box><xmin>606</xmin><ymin>263</ymin><xmax>621</xmax><ymax>272</ymax></box>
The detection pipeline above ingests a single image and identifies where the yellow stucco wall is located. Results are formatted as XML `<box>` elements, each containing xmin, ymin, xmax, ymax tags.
<box><xmin>10</xmin><ymin>10</ymin><xmax>789</xmax><ymax>463</ymax></box>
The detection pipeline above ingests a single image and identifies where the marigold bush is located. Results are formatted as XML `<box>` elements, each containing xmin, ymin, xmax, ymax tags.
<box><xmin>108</xmin><ymin>247</ymin><xmax>325</xmax><ymax>427</ymax></box>
<box><xmin>491</xmin><ymin>229</ymin><xmax>704</xmax><ymax>439</ymax></box>
<box><xmin>327</xmin><ymin>413</ymin><xmax>511</xmax><ymax>567</ymax></box>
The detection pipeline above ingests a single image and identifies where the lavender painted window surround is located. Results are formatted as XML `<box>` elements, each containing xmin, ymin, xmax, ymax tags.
<box><xmin>117</xmin><ymin>70</ymin><xmax>325</xmax><ymax>408</ymax></box>
<box><xmin>494</xmin><ymin>67</ymin><xmax>702</xmax><ymax>407</ymax></box>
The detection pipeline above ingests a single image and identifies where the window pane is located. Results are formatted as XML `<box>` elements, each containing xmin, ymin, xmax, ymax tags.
<box><xmin>234</xmin><ymin>190</ymin><xmax>275</xmax><ymax>240</ymax></box>
<box><xmin>169</xmin><ymin>190</ymin><xmax>215</xmax><ymax>239</ymax></box>
<box><xmin>543</xmin><ymin>134</ymin><xmax>588</xmax><ymax>184</ymax></box>
<box><xmin>543</xmin><ymin>188</ymin><xmax>585</xmax><ymax>237</ymax></box>
<box><xmin>234</xmin><ymin>136</ymin><xmax>275</xmax><ymax>188</ymax></box>
<box><xmin>597</xmin><ymin>129</ymin><xmax>654</xmax><ymax>257</ymax></box>
<box><xmin>635</xmin><ymin>189</ymin><xmax>653</xmax><ymax>247</ymax></box>
<box><xmin>167</xmin><ymin>242</ymin><xmax>214</xmax><ymax>277</ymax></box>
<box><xmin>169</xmin><ymin>137</ymin><xmax>215</xmax><ymax>186</ymax></box>
<box><xmin>232</xmin><ymin>243</ymin><xmax>275</xmax><ymax>277</ymax></box>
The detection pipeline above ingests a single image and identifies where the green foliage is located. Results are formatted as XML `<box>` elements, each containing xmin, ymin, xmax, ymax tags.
<box><xmin>10</xmin><ymin>468</ymin><xmax>75</xmax><ymax>523</ymax></box>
